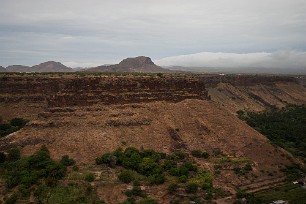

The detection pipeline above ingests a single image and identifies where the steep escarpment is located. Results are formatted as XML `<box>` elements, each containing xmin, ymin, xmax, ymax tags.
<box><xmin>0</xmin><ymin>75</ymin><xmax>208</xmax><ymax>110</ymax></box>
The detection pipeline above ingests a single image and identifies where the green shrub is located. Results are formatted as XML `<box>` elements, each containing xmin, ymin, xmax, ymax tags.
<box><xmin>186</xmin><ymin>183</ymin><xmax>198</xmax><ymax>193</ymax></box>
<box><xmin>148</xmin><ymin>174</ymin><xmax>165</xmax><ymax>185</ymax></box>
<box><xmin>0</xmin><ymin>151</ymin><xmax>6</xmax><ymax>163</ymax></box>
<box><xmin>118</xmin><ymin>170</ymin><xmax>133</xmax><ymax>183</ymax></box>
<box><xmin>162</xmin><ymin>160</ymin><xmax>176</xmax><ymax>171</ymax></box>
<box><xmin>182</xmin><ymin>162</ymin><xmax>197</xmax><ymax>171</ymax></box>
<box><xmin>60</xmin><ymin>155</ymin><xmax>76</xmax><ymax>166</ymax></box>
<box><xmin>191</xmin><ymin>150</ymin><xmax>202</xmax><ymax>158</ymax></box>
<box><xmin>72</xmin><ymin>165</ymin><xmax>79</xmax><ymax>171</ymax></box>
<box><xmin>243</xmin><ymin>164</ymin><xmax>252</xmax><ymax>172</ymax></box>
<box><xmin>169</xmin><ymin>167</ymin><xmax>180</xmax><ymax>176</ymax></box>
<box><xmin>85</xmin><ymin>173</ymin><xmax>95</xmax><ymax>182</ymax></box>
<box><xmin>178</xmin><ymin>175</ymin><xmax>188</xmax><ymax>183</ymax></box>
<box><xmin>10</xmin><ymin>118</ymin><xmax>27</xmax><ymax>127</ymax></box>
<box><xmin>124</xmin><ymin>185</ymin><xmax>146</xmax><ymax>198</ymax></box>
<box><xmin>201</xmin><ymin>152</ymin><xmax>210</xmax><ymax>159</ymax></box>
<box><xmin>138</xmin><ymin>157</ymin><xmax>161</xmax><ymax>176</ymax></box>
<box><xmin>7</xmin><ymin>147</ymin><xmax>20</xmax><ymax>162</ymax></box>
<box><xmin>233</xmin><ymin>167</ymin><xmax>241</xmax><ymax>174</ymax></box>
<box><xmin>168</xmin><ymin>183</ymin><xmax>178</xmax><ymax>194</ymax></box>
<box><xmin>140</xmin><ymin>198</ymin><xmax>158</xmax><ymax>204</ymax></box>
<box><xmin>5</xmin><ymin>193</ymin><xmax>18</xmax><ymax>204</ymax></box>
<box><xmin>19</xmin><ymin>184</ymin><xmax>30</xmax><ymax>197</ymax></box>
<box><xmin>96</xmin><ymin>152</ymin><xmax>113</xmax><ymax>165</ymax></box>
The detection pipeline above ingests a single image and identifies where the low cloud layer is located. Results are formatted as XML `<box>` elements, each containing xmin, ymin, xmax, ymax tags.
<box><xmin>155</xmin><ymin>51</ymin><xmax>306</xmax><ymax>70</ymax></box>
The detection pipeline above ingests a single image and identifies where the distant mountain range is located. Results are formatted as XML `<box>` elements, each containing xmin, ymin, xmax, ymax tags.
<box><xmin>3</xmin><ymin>61</ymin><xmax>73</xmax><ymax>73</ymax></box>
<box><xmin>0</xmin><ymin>57</ymin><xmax>171</xmax><ymax>73</ymax></box>
<box><xmin>0</xmin><ymin>66</ymin><xmax>6</xmax><ymax>72</ymax></box>
<box><xmin>1</xmin><ymin>56</ymin><xmax>305</xmax><ymax>74</ymax></box>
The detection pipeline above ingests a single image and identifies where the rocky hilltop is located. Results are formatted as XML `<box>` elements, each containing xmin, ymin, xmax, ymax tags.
<box><xmin>86</xmin><ymin>56</ymin><xmax>172</xmax><ymax>73</ymax></box>
<box><xmin>5</xmin><ymin>61</ymin><xmax>73</xmax><ymax>72</ymax></box>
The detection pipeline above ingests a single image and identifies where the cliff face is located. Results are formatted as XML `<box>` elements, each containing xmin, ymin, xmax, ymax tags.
<box><xmin>0</xmin><ymin>75</ymin><xmax>208</xmax><ymax>107</ymax></box>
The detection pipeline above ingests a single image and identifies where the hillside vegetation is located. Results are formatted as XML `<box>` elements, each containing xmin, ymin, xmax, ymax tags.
<box><xmin>237</xmin><ymin>104</ymin><xmax>306</xmax><ymax>163</ymax></box>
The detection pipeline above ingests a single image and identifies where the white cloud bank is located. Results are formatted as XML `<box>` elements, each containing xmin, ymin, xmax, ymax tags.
<box><xmin>155</xmin><ymin>51</ymin><xmax>306</xmax><ymax>70</ymax></box>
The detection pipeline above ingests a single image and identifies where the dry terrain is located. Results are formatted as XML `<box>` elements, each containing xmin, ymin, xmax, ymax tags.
<box><xmin>0</xmin><ymin>73</ymin><xmax>306</xmax><ymax>203</ymax></box>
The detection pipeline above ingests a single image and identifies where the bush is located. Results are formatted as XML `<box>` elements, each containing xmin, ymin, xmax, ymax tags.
<box><xmin>243</xmin><ymin>164</ymin><xmax>252</xmax><ymax>172</ymax></box>
<box><xmin>162</xmin><ymin>160</ymin><xmax>176</xmax><ymax>171</ymax></box>
<box><xmin>7</xmin><ymin>147</ymin><xmax>20</xmax><ymax>162</ymax></box>
<box><xmin>148</xmin><ymin>174</ymin><xmax>165</xmax><ymax>185</ymax></box>
<box><xmin>168</xmin><ymin>183</ymin><xmax>178</xmax><ymax>194</ymax></box>
<box><xmin>72</xmin><ymin>165</ymin><xmax>79</xmax><ymax>171</ymax></box>
<box><xmin>186</xmin><ymin>183</ymin><xmax>198</xmax><ymax>193</ymax></box>
<box><xmin>96</xmin><ymin>153</ymin><xmax>112</xmax><ymax>165</ymax></box>
<box><xmin>201</xmin><ymin>152</ymin><xmax>210</xmax><ymax>159</ymax></box>
<box><xmin>178</xmin><ymin>175</ymin><xmax>188</xmax><ymax>183</ymax></box>
<box><xmin>118</xmin><ymin>170</ymin><xmax>133</xmax><ymax>183</ymax></box>
<box><xmin>85</xmin><ymin>173</ymin><xmax>95</xmax><ymax>182</ymax></box>
<box><xmin>60</xmin><ymin>155</ymin><xmax>76</xmax><ymax>166</ymax></box>
<box><xmin>140</xmin><ymin>198</ymin><xmax>158</xmax><ymax>204</ymax></box>
<box><xmin>0</xmin><ymin>151</ymin><xmax>6</xmax><ymax>163</ymax></box>
<box><xmin>125</xmin><ymin>185</ymin><xmax>146</xmax><ymax>198</ymax></box>
<box><xmin>233</xmin><ymin>167</ymin><xmax>241</xmax><ymax>174</ymax></box>
<box><xmin>5</xmin><ymin>193</ymin><xmax>18</xmax><ymax>204</ymax></box>
<box><xmin>169</xmin><ymin>167</ymin><xmax>180</xmax><ymax>176</ymax></box>
<box><xmin>10</xmin><ymin>118</ymin><xmax>27</xmax><ymax>127</ymax></box>
<box><xmin>191</xmin><ymin>150</ymin><xmax>202</xmax><ymax>158</ymax></box>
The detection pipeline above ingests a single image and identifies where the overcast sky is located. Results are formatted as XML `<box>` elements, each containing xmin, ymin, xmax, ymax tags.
<box><xmin>1</xmin><ymin>0</ymin><xmax>306</xmax><ymax>69</ymax></box>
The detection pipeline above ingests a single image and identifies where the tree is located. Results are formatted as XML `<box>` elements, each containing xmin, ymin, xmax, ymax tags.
<box><xmin>118</xmin><ymin>170</ymin><xmax>133</xmax><ymax>183</ymax></box>
<box><xmin>60</xmin><ymin>155</ymin><xmax>76</xmax><ymax>166</ymax></box>
<box><xmin>7</xmin><ymin>147</ymin><xmax>21</xmax><ymax>162</ymax></box>
<box><xmin>0</xmin><ymin>151</ymin><xmax>6</xmax><ymax>163</ymax></box>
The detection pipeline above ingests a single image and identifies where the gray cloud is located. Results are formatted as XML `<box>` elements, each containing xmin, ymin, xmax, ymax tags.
<box><xmin>1</xmin><ymin>0</ymin><xmax>306</xmax><ymax>67</ymax></box>
<box><xmin>155</xmin><ymin>50</ymin><xmax>306</xmax><ymax>69</ymax></box>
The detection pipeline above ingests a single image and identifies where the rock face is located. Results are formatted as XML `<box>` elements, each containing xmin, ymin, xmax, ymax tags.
<box><xmin>86</xmin><ymin>56</ymin><xmax>172</xmax><ymax>73</ymax></box>
<box><xmin>0</xmin><ymin>66</ymin><xmax>6</xmax><ymax>72</ymax></box>
<box><xmin>0</xmin><ymin>75</ymin><xmax>208</xmax><ymax>107</ymax></box>
<box><xmin>6</xmin><ymin>61</ymin><xmax>72</xmax><ymax>72</ymax></box>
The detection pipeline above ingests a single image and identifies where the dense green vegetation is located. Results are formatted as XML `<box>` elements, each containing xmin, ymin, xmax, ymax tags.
<box><xmin>237</xmin><ymin>104</ymin><xmax>306</xmax><ymax>162</ymax></box>
<box><xmin>254</xmin><ymin>183</ymin><xmax>306</xmax><ymax>204</ymax></box>
<box><xmin>0</xmin><ymin>146</ymin><xmax>66</xmax><ymax>192</ymax></box>
<box><xmin>0</xmin><ymin>117</ymin><xmax>28</xmax><ymax>137</ymax></box>
<box><xmin>96</xmin><ymin>147</ymin><xmax>229</xmax><ymax>202</ymax></box>
<box><xmin>96</xmin><ymin>147</ymin><xmax>202</xmax><ymax>186</ymax></box>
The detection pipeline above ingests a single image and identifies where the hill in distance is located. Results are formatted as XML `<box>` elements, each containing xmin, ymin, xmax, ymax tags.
<box><xmin>85</xmin><ymin>56</ymin><xmax>172</xmax><ymax>73</ymax></box>
<box><xmin>0</xmin><ymin>66</ymin><xmax>6</xmax><ymax>72</ymax></box>
<box><xmin>5</xmin><ymin>61</ymin><xmax>73</xmax><ymax>73</ymax></box>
